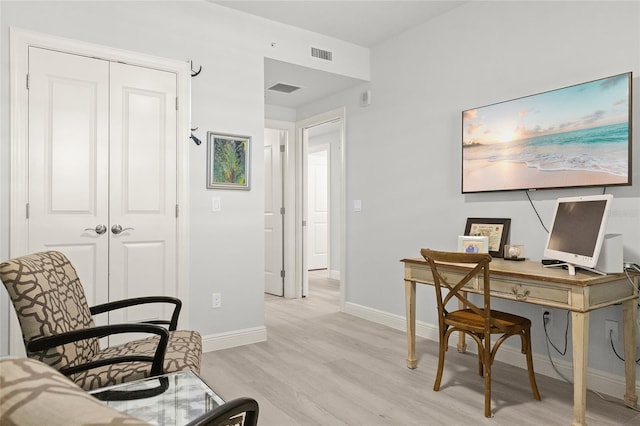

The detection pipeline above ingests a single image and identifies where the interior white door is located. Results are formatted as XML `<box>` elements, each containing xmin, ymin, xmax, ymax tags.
<box><xmin>26</xmin><ymin>49</ymin><xmax>178</xmax><ymax>332</ymax></box>
<box><xmin>108</xmin><ymin>62</ymin><xmax>178</xmax><ymax>326</ymax></box>
<box><xmin>307</xmin><ymin>147</ymin><xmax>329</xmax><ymax>270</ymax></box>
<box><xmin>264</xmin><ymin>128</ymin><xmax>284</xmax><ymax>296</ymax></box>
<box><xmin>27</xmin><ymin>47</ymin><xmax>110</xmax><ymax>309</ymax></box>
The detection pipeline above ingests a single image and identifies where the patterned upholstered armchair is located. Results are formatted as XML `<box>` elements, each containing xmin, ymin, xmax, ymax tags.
<box><xmin>0</xmin><ymin>251</ymin><xmax>202</xmax><ymax>391</ymax></box>
<box><xmin>1</xmin><ymin>358</ymin><xmax>259</xmax><ymax>426</ymax></box>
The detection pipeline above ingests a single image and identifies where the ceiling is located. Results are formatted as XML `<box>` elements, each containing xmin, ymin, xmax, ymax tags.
<box><xmin>211</xmin><ymin>1</ymin><xmax>465</xmax><ymax>109</ymax></box>
<box><xmin>212</xmin><ymin>1</ymin><xmax>464</xmax><ymax>48</ymax></box>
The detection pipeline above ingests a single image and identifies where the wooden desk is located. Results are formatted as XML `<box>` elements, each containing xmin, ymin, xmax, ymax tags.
<box><xmin>401</xmin><ymin>257</ymin><xmax>638</xmax><ymax>426</ymax></box>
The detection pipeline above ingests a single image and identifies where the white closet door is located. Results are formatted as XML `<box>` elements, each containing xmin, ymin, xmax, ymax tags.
<box><xmin>27</xmin><ymin>49</ymin><xmax>178</xmax><ymax>333</ymax></box>
<box><xmin>108</xmin><ymin>62</ymin><xmax>178</xmax><ymax>326</ymax></box>
<box><xmin>27</xmin><ymin>47</ymin><xmax>110</xmax><ymax>310</ymax></box>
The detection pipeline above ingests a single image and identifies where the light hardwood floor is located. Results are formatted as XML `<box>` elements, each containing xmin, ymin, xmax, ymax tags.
<box><xmin>201</xmin><ymin>271</ymin><xmax>640</xmax><ymax>425</ymax></box>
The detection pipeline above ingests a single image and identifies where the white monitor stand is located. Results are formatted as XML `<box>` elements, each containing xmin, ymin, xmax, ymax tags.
<box><xmin>543</xmin><ymin>262</ymin><xmax>606</xmax><ymax>276</ymax></box>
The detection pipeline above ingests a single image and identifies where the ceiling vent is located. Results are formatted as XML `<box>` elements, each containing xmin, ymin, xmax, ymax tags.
<box><xmin>311</xmin><ymin>47</ymin><xmax>333</xmax><ymax>62</ymax></box>
<box><xmin>267</xmin><ymin>82</ymin><xmax>302</xmax><ymax>94</ymax></box>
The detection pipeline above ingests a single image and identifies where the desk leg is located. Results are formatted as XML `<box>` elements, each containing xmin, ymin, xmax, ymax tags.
<box><xmin>571</xmin><ymin>311</ymin><xmax>589</xmax><ymax>426</ymax></box>
<box><xmin>405</xmin><ymin>279</ymin><xmax>417</xmax><ymax>369</ymax></box>
<box><xmin>622</xmin><ymin>298</ymin><xmax>638</xmax><ymax>408</ymax></box>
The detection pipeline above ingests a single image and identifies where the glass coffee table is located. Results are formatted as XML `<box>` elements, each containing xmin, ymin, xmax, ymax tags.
<box><xmin>90</xmin><ymin>370</ymin><xmax>224</xmax><ymax>425</ymax></box>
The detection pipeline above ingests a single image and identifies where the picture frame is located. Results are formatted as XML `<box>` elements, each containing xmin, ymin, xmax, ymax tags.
<box><xmin>207</xmin><ymin>132</ymin><xmax>251</xmax><ymax>190</ymax></box>
<box><xmin>464</xmin><ymin>218</ymin><xmax>511</xmax><ymax>258</ymax></box>
<box><xmin>457</xmin><ymin>235</ymin><xmax>489</xmax><ymax>254</ymax></box>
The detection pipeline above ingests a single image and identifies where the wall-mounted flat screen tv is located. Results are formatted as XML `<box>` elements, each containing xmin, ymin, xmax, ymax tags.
<box><xmin>462</xmin><ymin>72</ymin><xmax>632</xmax><ymax>193</ymax></box>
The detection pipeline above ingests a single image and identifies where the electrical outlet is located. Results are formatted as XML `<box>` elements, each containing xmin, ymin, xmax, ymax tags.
<box><xmin>543</xmin><ymin>309</ymin><xmax>552</xmax><ymax>327</ymax></box>
<box><xmin>605</xmin><ymin>320</ymin><xmax>618</xmax><ymax>343</ymax></box>
<box><xmin>212</xmin><ymin>293</ymin><xmax>222</xmax><ymax>308</ymax></box>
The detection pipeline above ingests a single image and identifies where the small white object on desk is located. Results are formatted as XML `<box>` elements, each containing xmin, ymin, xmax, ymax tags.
<box><xmin>505</xmin><ymin>244</ymin><xmax>525</xmax><ymax>261</ymax></box>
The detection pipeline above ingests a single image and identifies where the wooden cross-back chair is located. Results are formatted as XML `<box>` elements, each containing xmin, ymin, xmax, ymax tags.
<box><xmin>420</xmin><ymin>248</ymin><xmax>540</xmax><ymax>417</ymax></box>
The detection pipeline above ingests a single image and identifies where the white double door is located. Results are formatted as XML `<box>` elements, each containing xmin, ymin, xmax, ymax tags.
<box><xmin>27</xmin><ymin>47</ymin><xmax>178</xmax><ymax>327</ymax></box>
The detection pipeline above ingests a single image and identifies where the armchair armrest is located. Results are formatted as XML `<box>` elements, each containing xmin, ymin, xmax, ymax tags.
<box><xmin>90</xmin><ymin>296</ymin><xmax>182</xmax><ymax>331</ymax></box>
<box><xmin>185</xmin><ymin>397</ymin><xmax>259</xmax><ymax>426</ymax></box>
<box><xmin>26</xmin><ymin>323</ymin><xmax>169</xmax><ymax>377</ymax></box>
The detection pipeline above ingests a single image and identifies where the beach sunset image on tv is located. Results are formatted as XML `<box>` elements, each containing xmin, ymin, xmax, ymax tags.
<box><xmin>462</xmin><ymin>72</ymin><xmax>631</xmax><ymax>193</ymax></box>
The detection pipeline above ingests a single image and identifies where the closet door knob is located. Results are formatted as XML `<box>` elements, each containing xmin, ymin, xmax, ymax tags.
<box><xmin>111</xmin><ymin>224</ymin><xmax>134</xmax><ymax>235</ymax></box>
<box><xmin>84</xmin><ymin>224</ymin><xmax>107</xmax><ymax>235</ymax></box>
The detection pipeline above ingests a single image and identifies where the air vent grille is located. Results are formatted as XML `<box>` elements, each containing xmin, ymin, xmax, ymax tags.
<box><xmin>311</xmin><ymin>47</ymin><xmax>333</xmax><ymax>61</ymax></box>
<box><xmin>267</xmin><ymin>82</ymin><xmax>302</xmax><ymax>94</ymax></box>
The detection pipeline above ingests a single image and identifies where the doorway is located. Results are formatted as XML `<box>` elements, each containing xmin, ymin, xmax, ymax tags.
<box><xmin>263</xmin><ymin>109</ymin><xmax>345</xmax><ymax>306</ymax></box>
<box><xmin>298</xmin><ymin>109</ymin><xmax>345</xmax><ymax>304</ymax></box>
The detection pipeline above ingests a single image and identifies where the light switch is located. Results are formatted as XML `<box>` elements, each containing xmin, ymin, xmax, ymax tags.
<box><xmin>212</xmin><ymin>197</ymin><xmax>221</xmax><ymax>212</ymax></box>
<box><xmin>353</xmin><ymin>200</ymin><xmax>362</xmax><ymax>212</ymax></box>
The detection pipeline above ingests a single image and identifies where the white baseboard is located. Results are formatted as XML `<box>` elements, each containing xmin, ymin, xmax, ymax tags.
<box><xmin>329</xmin><ymin>269</ymin><xmax>341</xmax><ymax>280</ymax></box>
<box><xmin>201</xmin><ymin>326</ymin><xmax>267</xmax><ymax>353</ymax></box>
<box><xmin>343</xmin><ymin>301</ymin><xmax>640</xmax><ymax>398</ymax></box>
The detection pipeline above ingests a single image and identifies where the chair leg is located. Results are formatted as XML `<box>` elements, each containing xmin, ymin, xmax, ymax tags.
<box><xmin>433</xmin><ymin>330</ymin><xmax>447</xmax><ymax>391</ymax></box>
<box><xmin>523</xmin><ymin>329</ymin><xmax>541</xmax><ymax>400</ymax></box>
<box><xmin>484</xmin><ymin>340</ymin><xmax>492</xmax><ymax>417</ymax></box>
<box><xmin>477</xmin><ymin>348</ymin><xmax>483</xmax><ymax>376</ymax></box>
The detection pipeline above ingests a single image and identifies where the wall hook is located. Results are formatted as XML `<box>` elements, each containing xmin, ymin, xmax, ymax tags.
<box><xmin>190</xmin><ymin>60</ymin><xmax>202</xmax><ymax>77</ymax></box>
<box><xmin>190</xmin><ymin>127</ymin><xmax>202</xmax><ymax>145</ymax></box>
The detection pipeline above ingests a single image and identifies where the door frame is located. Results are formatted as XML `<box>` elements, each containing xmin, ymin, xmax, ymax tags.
<box><xmin>294</xmin><ymin>108</ymin><xmax>345</xmax><ymax>308</ymax></box>
<box><xmin>9</xmin><ymin>28</ymin><xmax>191</xmax><ymax>352</ymax></box>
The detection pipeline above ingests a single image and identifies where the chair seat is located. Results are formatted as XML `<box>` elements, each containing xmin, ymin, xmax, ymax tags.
<box><xmin>71</xmin><ymin>330</ymin><xmax>202</xmax><ymax>390</ymax></box>
<box><xmin>446</xmin><ymin>309</ymin><xmax>531</xmax><ymax>334</ymax></box>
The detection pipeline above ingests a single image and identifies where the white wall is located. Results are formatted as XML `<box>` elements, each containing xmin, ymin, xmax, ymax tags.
<box><xmin>0</xmin><ymin>1</ymin><xmax>369</xmax><ymax>354</ymax></box>
<box><xmin>299</xmin><ymin>0</ymin><xmax>640</xmax><ymax>382</ymax></box>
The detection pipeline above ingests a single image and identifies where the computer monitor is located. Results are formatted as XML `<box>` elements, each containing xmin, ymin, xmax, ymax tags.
<box><xmin>543</xmin><ymin>194</ymin><xmax>613</xmax><ymax>275</ymax></box>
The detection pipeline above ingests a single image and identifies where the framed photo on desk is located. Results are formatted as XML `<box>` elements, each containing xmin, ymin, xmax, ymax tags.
<box><xmin>464</xmin><ymin>218</ymin><xmax>510</xmax><ymax>258</ymax></box>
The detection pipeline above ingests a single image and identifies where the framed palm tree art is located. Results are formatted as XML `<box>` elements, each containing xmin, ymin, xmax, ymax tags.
<box><xmin>206</xmin><ymin>132</ymin><xmax>251</xmax><ymax>190</ymax></box>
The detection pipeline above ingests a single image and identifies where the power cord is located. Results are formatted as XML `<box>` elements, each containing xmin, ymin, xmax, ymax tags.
<box><xmin>543</xmin><ymin>310</ymin><xmax>569</xmax><ymax>355</ymax></box>
<box><xmin>525</xmin><ymin>191</ymin><xmax>549</xmax><ymax>233</ymax></box>
<box><xmin>543</xmin><ymin>320</ymin><xmax>572</xmax><ymax>384</ymax></box>
<box><xmin>541</xmin><ymin>311</ymin><xmax>640</xmax><ymax>410</ymax></box>
<box><xmin>621</xmin><ymin>266</ymin><xmax>640</xmax><ymax>308</ymax></box>
<box><xmin>607</xmin><ymin>328</ymin><xmax>640</xmax><ymax>364</ymax></box>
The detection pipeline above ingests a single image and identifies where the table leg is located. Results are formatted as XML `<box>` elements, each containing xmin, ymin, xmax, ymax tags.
<box><xmin>405</xmin><ymin>279</ymin><xmax>417</xmax><ymax>369</ymax></box>
<box><xmin>571</xmin><ymin>311</ymin><xmax>589</xmax><ymax>426</ymax></box>
<box><xmin>622</xmin><ymin>298</ymin><xmax>638</xmax><ymax>408</ymax></box>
